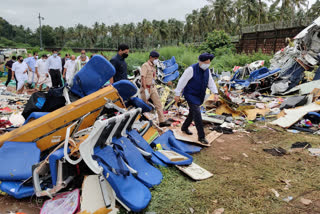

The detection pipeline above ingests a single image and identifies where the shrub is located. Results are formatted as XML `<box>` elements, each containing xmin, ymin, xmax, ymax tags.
<box><xmin>198</xmin><ymin>30</ymin><xmax>232</xmax><ymax>54</ymax></box>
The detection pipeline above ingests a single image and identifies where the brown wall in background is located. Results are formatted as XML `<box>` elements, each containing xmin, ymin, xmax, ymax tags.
<box><xmin>236</xmin><ymin>27</ymin><xmax>306</xmax><ymax>54</ymax></box>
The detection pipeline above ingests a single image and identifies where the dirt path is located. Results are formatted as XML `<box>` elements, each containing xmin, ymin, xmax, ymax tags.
<box><xmin>0</xmin><ymin>195</ymin><xmax>41</xmax><ymax>214</ymax></box>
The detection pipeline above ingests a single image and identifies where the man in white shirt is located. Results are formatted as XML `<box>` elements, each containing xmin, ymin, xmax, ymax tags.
<box><xmin>47</xmin><ymin>49</ymin><xmax>62</xmax><ymax>88</ymax></box>
<box><xmin>174</xmin><ymin>53</ymin><xmax>219</xmax><ymax>144</ymax></box>
<box><xmin>76</xmin><ymin>49</ymin><xmax>89</xmax><ymax>61</ymax></box>
<box><xmin>35</xmin><ymin>54</ymin><xmax>52</xmax><ymax>91</ymax></box>
<box><xmin>63</xmin><ymin>55</ymin><xmax>77</xmax><ymax>86</ymax></box>
<box><xmin>12</xmin><ymin>55</ymin><xmax>28</xmax><ymax>94</ymax></box>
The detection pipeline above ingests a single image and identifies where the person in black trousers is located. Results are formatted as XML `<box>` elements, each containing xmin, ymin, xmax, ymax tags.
<box><xmin>47</xmin><ymin>49</ymin><xmax>62</xmax><ymax>88</ymax></box>
<box><xmin>5</xmin><ymin>56</ymin><xmax>17</xmax><ymax>89</ymax></box>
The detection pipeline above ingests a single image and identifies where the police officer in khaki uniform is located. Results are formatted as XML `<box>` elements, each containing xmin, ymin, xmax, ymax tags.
<box><xmin>140</xmin><ymin>51</ymin><xmax>170</xmax><ymax>127</ymax></box>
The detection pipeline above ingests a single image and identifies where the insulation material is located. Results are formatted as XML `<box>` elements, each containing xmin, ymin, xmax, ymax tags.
<box><xmin>243</xmin><ymin>108</ymin><xmax>270</xmax><ymax>121</ymax></box>
<box><xmin>283</xmin><ymin>80</ymin><xmax>320</xmax><ymax>95</ymax></box>
<box><xmin>271</xmin><ymin>103</ymin><xmax>320</xmax><ymax>128</ymax></box>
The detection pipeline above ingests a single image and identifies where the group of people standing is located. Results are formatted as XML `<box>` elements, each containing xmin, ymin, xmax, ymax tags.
<box><xmin>4</xmin><ymin>49</ymin><xmax>90</xmax><ymax>93</ymax></box>
<box><xmin>110</xmin><ymin>44</ymin><xmax>218</xmax><ymax>144</ymax></box>
<box><xmin>4</xmin><ymin>43</ymin><xmax>218</xmax><ymax>143</ymax></box>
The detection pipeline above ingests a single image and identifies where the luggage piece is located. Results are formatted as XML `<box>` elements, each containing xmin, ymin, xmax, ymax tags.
<box><xmin>162</xmin><ymin>70</ymin><xmax>180</xmax><ymax>83</ymax></box>
<box><xmin>113</xmin><ymin>80</ymin><xmax>138</xmax><ymax>102</ymax></box>
<box><xmin>21</xmin><ymin>92</ymin><xmax>46</xmax><ymax>119</ymax></box>
<box><xmin>130</xmin><ymin>97</ymin><xmax>152</xmax><ymax>112</ymax></box>
<box><xmin>0</xmin><ymin>181</ymin><xmax>34</xmax><ymax>199</ymax></box>
<box><xmin>113</xmin><ymin>137</ymin><xmax>163</xmax><ymax>187</ymax></box>
<box><xmin>0</xmin><ymin>86</ymin><xmax>124</xmax><ymax>151</ymax></box>
<box><xmin>94</xmin><ymin>146</ymin><xmax>151</xmax><ymax>212</ymax></box>
<box><xmin>71</xmin><ymin>55</ymin><xmax>116</xmax><ymax>97</ymax></box>
<box><xmin>0</xmin><ymin>141</ymin><xmax>40</xmax><ymax>180</ymax></box>
<box><xmin>305</xmin><ymin>112</ymin><xmax>320</xmax><ymax>123</ymax></box>
<box><xmin>22</xmin><ymin>90</ymin><xmax>66</xmax><ymax>120</ymax></box>
<box><xmin>40</xmin><ymin>189</ymin><xmax>80</xmax><ymax>214</ymax></box>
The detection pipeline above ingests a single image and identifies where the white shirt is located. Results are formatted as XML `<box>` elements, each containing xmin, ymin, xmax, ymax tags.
<box><xmin>35</xmin><ymin>59</ymin><xmax>49</xmax><ymax>75</ymax></box>
<box><xmin>76</xmin><ymin>55</ymin><xmax>89</xmax><ymax>61</ymax></box>
<box><xmin>12</xmin><ymin>61</ymin><xmax>28</xmax><ymax>82</ymax></box>
<box><xmin>12</xmin><ymin>61</ymin><xmax>28</xmax><ymax>76</ymax></box>
<box><xmin>64</xmin><ymin>60</ymin><xmax>77</xmax><ymax>80</ymax></box>
<box><xmin>47</xmin><ymin>55</ymin><xmax>62</xmax><ymax>71</ymax></box>
<box><xmin>175</xmin><ymin>66</ymin><xmax>218</xmax><ymax>96</ymax></box>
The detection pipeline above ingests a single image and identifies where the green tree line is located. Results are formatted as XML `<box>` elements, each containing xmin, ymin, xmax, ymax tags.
<box><xmin>0</xmin><ymin>0</ymin><xmax>319</xmax><ymax>49</ymax></box>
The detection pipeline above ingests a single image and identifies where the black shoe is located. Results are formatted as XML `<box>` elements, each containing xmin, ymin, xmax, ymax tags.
<box><xmin>159</xmin><ymin>121</ymin><xmax>171</xmax><ymax>127</ymax></box>
<box><xmin>198</xmin><ymin>138</ymin><xmax>209</xmax><ymax>144</ymax></box>
<box><xmin>181</xmin><ymin>128</ymin><xmax>193</xmax><ymax>135</ymax></box>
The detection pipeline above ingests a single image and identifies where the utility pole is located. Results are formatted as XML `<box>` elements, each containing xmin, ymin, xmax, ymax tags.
<box><xmin>38</xmin><ymin>13</ymin><xmax>44</xmax><ymax>50</ymax></box>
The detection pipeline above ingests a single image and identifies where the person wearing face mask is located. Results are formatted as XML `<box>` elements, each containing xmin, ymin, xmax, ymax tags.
<box><xmin>61</xmin><ymin>53</ymin><xmax>70</xmax><ymax>69</ymax></box>
<box><xmin>35</xmin><ymin>55</ymin><xmax>51</xmax><ymax>91</ymax></box>
<box><xmin>5</xmin><ymin>55</ymin><xmax>17</xmax><ymax>89</ymax></box>
<box><xmin>25</xmin><ymin>52</ymin><xmax>39</xmax><ymax>89</ymax></box>
<box><xmin>76</xmin><ymin>50</ymin><xmax>89</xmax><ymax>61</ymax></box>
<box><xmin>75</xmin><ymin>52</ymin><xmax>89</xmax><ymax>73</ymax></box>
<box><xmin>63</xmin><ymin>55</ymin><xmax>77</xmax><ymax>86</ymax></box>
<box><xmin>174</xmin><ymin>53</ymin><xmax>219</xmax><ymax>144</ymax></box>
<box><xmin>109</xmin><ymin>44</ymin><xmax>129</xmax><ymax>84</ymax></box>
<box><xmin>47</xmin><ymin>49</ymin><xmax>63</xmax><ymax>88</ymax></box>
<box><xmin>140</xmin><ymin>51</ymin><xmax>170</xmax><ymax>127</ymax></box>
<box><xmin>12</xmin><ymin>56</ymin><xmax>28</xmax><ymax>94</ymax></box>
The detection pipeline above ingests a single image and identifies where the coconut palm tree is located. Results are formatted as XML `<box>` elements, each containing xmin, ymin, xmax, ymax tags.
<box><xmin>207</xmin><ymin>0</ymin><xmax>234</xmax><ymax>31</ymax></box>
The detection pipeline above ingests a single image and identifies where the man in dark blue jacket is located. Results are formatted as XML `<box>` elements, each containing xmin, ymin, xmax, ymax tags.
<box><xmin>174</xmin><ymin>53</ymin><xmax>219</xmax><ymax>144</ymax></box>
<box><xmin>110</xmin><ymin>44</ymin><xmax>129</xmax><ymax>83</ymax></box>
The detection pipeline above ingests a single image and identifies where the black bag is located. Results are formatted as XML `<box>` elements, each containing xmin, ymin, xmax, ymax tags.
<box><xmin>22</xmin><ymin>91</ymin><xmax>66</xmax><ymax>119</ymax></box>
<box><xmin>22</xmin><ymin>92</ymin><xmax>47</xmax><ymax>119</ymax></box>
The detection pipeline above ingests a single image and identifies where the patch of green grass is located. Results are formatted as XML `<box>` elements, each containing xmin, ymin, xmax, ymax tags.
<box><xmin>128</xmin><ymin>125</ymin><xmax>320</xmax><ymax>214</ymax></box>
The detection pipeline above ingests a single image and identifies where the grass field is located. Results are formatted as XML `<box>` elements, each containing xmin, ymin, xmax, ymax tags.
<box><xmin>136</xmin><ymin>124</ymin><xmax>320</xmax><ymax>214</ymax></box>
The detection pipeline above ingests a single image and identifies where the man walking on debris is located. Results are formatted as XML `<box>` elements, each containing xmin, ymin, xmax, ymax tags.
<box><xmin>63</xmin><ymin>55</ymin><xmax>77</xmax><ymax>85</ymax></box>
<box><xmin>48</xmin><ymin>49</ymin><xmax>63</xmax><ymax>88</ymax></box>
<box><xmin>174</xmin><ymin>53</ymin><xmax>219</xmax><ymax>144</ymax></box>
<box><xmin>5</xmin><ymin>56</ymin><xmax>16</xmax><ymax>89</ymax></box>
<box><xmin>25</xmin><ymin>52</ymin><xmax>38</xmax><ymax>89</ymax></box>
<box><xmin>141</xmin><ymin>51</ymin><xmax>170</xmax><ymax>127</ymax></box>
<box><xmin>35</xmin><ymin>54</ymin><xmax>51</xmax><ymax>91</ymax></box>
<box><xmin>12</xmin><ymin>55</ymin><xmax>28</xmax><ymax>94</ymax></box>
<box><xmin>110</xmin><ymin>44</ymin><xmax>129</xmax><ymax>83</ymax></box>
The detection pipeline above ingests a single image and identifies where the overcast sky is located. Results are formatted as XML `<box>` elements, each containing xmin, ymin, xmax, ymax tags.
<box><xmin>2</xmin><ymin>0</ymin><xmax>208</xmax><ymax>30</ymax></box>
<box><xmin>1</xmin><ymin>0</ymin><xmax>316</xmax><ymax>30</ymax></box>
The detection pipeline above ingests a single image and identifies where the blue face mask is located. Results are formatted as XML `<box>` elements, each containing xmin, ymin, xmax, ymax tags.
<box><xmin>53</xmin><ymin>54</ymin><xmax>57</xmax><ymax>57</ymax></box>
